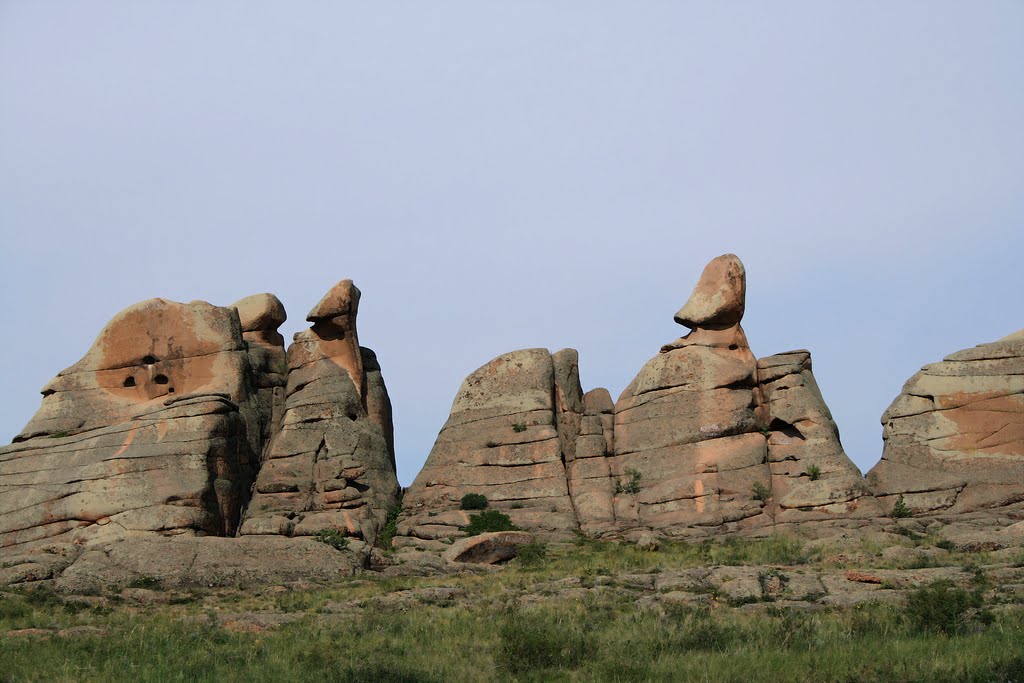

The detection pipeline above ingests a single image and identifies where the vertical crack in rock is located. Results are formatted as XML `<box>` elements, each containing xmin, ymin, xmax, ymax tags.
<box><xmin>238</xmin><ymin>279</ymin><xmax>398</xmax><ymax>545</ymax></box>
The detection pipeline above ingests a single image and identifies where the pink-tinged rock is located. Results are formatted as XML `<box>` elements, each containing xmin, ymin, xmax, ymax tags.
<box><xmin>867</xmin><ymin>330</ymin><xmax>1024</xmax><ymax>514</ymax></box>
<box><xmin>756</xmin><ymin>351</ymin><xmax>879</xmax><ymax>516</ymax></box>
<box><xmin>400</xmin><ymin>349</ymin><xmax>580</xmax><ymax>541</ymax></box>
<box><xmin>673</xmin><ymin>254</ymin><xmax>746</xmax><ymax>328</ymax></box>
<box><xmin>240</xmin><ymin>279</ymin><xmax>398</xmax><ymax>545</ymax></box>
<box><xmin>1</xmin><ymin>299</ymin><xmax>270</xmax><ymax>551</ymax></box>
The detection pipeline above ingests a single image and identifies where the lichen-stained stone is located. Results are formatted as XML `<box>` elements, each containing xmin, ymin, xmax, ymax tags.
<box><xmin>867</xmin><ymin>330</ymin><xmax>1024</xmax><ymax>515</ymax></box>
<box><xmin>0</xmin><ymin>299</ymin><xmax>270</xmax><ymax>552</ymax></box>
<box><xmin>400</xmin><ymin>349</ymin><xmax>580</xmax><ymax>540</ymax></box>
<box><xmin>756</xmin><ymin>351</ymin><xmax>880</xmax><ymax>519</ymax></box>
<box><xmin>239</xmin><ymin>280</ymin><xmax>398</xmax><ymax>545</ymax></box>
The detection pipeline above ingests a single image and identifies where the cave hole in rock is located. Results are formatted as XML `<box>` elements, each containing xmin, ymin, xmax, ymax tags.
<box><xmin>123</xmin><ymin>376</ymin><xmax>136</xmax><ymax>388</ymax></box>
<box><xmin>142</xmin><ymin>355</ymin><xmax>157</xmax><ymax>365</ymax></box>
<box><xmin>154</xmin><ymin>374</ymin><xmax>169</xmax><ymax>385</ymax></box>
<box><xmin>768</xmin><ymin>418</ymin><xmax>806</xmax><ymax>441</ymax></box>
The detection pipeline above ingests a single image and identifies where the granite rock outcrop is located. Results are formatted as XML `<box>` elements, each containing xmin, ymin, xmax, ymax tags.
<box><xmin>0</xmin><ymin>298</ymin><xmax>274</xmax><ymax>550</ymax></box>
<box><xmin>396</xmin><ymin>254</ymin><xmax>878</xmax><ymax>545</ymax></box>
<box><xmin>239</xmin><ymin>279</ymin><xmax>399</xmax><ymax>544</ymax></box>
<box><xmin>867</xmin><ymin>330</ymin><xmax>1024</xmax><ymax>515</ymax></box>
<box><xmin>1</xmin><ymin>279</ymin><xmax>398</xmax><ymax>584</ymax></box>
<box><xmin>398</xmin><ymin>348</ymin><xmax>584</xmax><ymax>545</ymax></box>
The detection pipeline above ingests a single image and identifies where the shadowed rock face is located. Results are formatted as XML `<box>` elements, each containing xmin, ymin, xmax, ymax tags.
<box><xmin>239</xmin><ymin>279</ymin><xmax>399</xmax><ymax>545</ymax></box>
<box><xmin>757</xmin><ymin>351</ymin><xmax>881</xmax><ymax>522</ymax></box>
<box><xmin>0</xmin><ymin>298</ymin><xmax>277</xmax><ymax>550</ymax></box>
<box><xmin>867</xmin><ymin>330</ymin><xmax>1024</xmax><ymax>515</ymax></box>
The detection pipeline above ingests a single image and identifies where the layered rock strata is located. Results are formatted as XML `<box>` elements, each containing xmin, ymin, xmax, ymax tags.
<box><xmin>867</xmin><ymin>330</ymin><xmax>1024</xmax><ymax>515</ymax></box>
<box><xmin>398</xmin><ymin>254</ymin><xmax>880</xmax><ymax>543</ymax></box>
<box><xmin>0</xmin><ymin>298</ymin><xmax>275</xmax><ymax>550</ymax></box>
<box><xmin>398</xmin><ymin>349</ymin><xmax>587</xmax><ymax>544</ymax></box>
<box><xmin>757</xmin><ymin>351</ymin><xmax>880</xmax><ymax>521</ymax></box>
<box><xmin>612</xmin><ymin>255</ymin><xmax>771</xmax><ymax>534</ymax></box>
<box><xmin>239</xmin><ymin>280</ymin><xmax>399</xmax><ymax>545</ymax></box>
<box><xmin>1</xmin><ymin>278</ymin><xmax>398</xmax><ymax>576</ymax></box>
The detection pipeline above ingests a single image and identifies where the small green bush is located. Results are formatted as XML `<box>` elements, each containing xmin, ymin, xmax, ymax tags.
<box><xmin>614</xmin><ymin>468</ymin><xmax>642</xmax><ymax>495</ymax></box>
<box><xmin>376</xmin><ymin>492</ymin><xmax>404</xmax><ymax>550</ymax></box>
<box><xmin>904</xmin><ymin>580</ymin><xmax>983</xmax><ymax>635</ymax></box>
<box><xmin>127</xmin><ymin>576</ymin><xmax>163</xmax><ymax>590</ymax></box>
<box><xmin>459</xmin><ymin>493</ymin><xmax>488</xmax><ymax>510</ymax></box>
<box><xmin>752</xmin><ymin>481</ymin><xmax>771</xmax><ymax>502</ymax></box>
<box><xmin>462</xmin><ymin>510</ymin><xmax>518</xmax><ymax>536</ymax></box>
<box><xmin>891</xmin><ymin>495</ymin><xmax>912</xmax><ymax>518</ymax></box>
<box><xmin>512</xmin><ymin>422</ymin><xmax>527</xmax><ymax>433</ymax></box>
<box><xmin>806</xmin><ymin>464</ymin><xmax>822</xmax><ymax>481</ymax></box>
<box><xmin>934</xmin><ymin>538</ymin><xmax>956</xmax><ymax>551</ymax></box>
<box><xmin>516</xmin><ymin>541</ymin><xmax>547</xmax><ymax>568</ymax></box>
<box><xmin>313</xmin><ymin>528</ymin><xmax>350</xmax><ymax>550</ymax></box>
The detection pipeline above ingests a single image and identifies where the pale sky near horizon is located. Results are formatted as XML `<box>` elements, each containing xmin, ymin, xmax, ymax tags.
<box><xmin>1</xmin><ymin>2</ymin><xmax>1022</xmax><ymax>485</ymax></box>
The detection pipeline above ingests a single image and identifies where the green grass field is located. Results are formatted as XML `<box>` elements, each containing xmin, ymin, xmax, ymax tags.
<box><xmin>2</xmin><ymin>535</ymin><xmax>1022</xmax><ymax>682</ymax></box>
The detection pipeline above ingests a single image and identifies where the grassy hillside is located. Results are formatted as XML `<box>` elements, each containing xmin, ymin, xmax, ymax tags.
<box><xmin>2</xmin><ymin>534</ymin><xmax>1023</xmax><ymax>682</ymax></box>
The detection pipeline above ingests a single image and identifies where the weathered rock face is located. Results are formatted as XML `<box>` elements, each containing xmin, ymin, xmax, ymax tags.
<box><xmin>398</xmin><ymin>349</ymin><xmax>586</xmax><ymax>543</ymax></box>
<box><xmin>239</xmin><ymin>279</ymin><xmax>399</xmax><ymax>544</ymax></box>
<box><xmin>0</xmin><ymin>298</ymin><xmax>276</xmax><ymax>550</ymax></box>
<box><xmin>867</xmin><ymin>330</ymin><xmax>1024</xmax><ymax>515</ymax></box>
<box><xmin>757</xmin><ymin>351</ymin><xmax>880</xmax><ymax>521</ymax></box>
<box><xmin>611</xmin><ymin>256</ymin><xmax>770</xmax><ymax>535</ymax></box>
<box><xmin>232</xmin><ymin>293</ymin><xmax>289</xmax><ymax>448</ymax></box>
<box><xmin>398</xmin><ymin>254</ymin><xmax>881</xmax><ymax>543</ymax></box>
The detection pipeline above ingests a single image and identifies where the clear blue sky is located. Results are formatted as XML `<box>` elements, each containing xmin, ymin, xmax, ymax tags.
<box><xmin>1</xmin><ymin>2</ymin><xmax>1022</xmax><ymax>485</ymax></box>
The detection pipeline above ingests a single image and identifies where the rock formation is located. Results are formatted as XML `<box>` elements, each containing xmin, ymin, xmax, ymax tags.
<box><xmin>611</xmin><ymin>254</ymin><xmax>771</xmax><ymax>534</ymax></box>
<box><xmin>397</xmin><ymin>254</ymin><xmax>877</xmax><ymax>545</ymax></box>
<box><xmin>757</xmin><ymin>351</ymin><xmax>880</xmax><ymax>523</ymax></box>
<box><xmin>398</xmin><ymin>349</ymin><xmax>585</xmax><ymax>546</ymax></box>
<box><xmin>2</xmin><ymin>256</ymin><xmax>1020</xmax><ymax>587</ymax></box>
<box><xmin>867</xmin><ymin>330</ymin><xmax>1024</xmax><ymax>515</ymax></box>
<box><xmin>239</xmin><ymin>279</ymin><xmax>399</xmax><ymax>545</ymax></box>
<box><xmin>0</xmin><ymin>298</ymin><xmax>274</xmax><ymax>550</ymax></box>
<box><xmin>0</xmin><ymin>279</ymin><xmax>398</xmax><ymax>585</ymax></box>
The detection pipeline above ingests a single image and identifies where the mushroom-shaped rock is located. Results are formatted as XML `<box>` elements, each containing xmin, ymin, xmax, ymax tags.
<box><xmin>239</xmin><ymin>279</ymin><xmax>398</xmax><ymax>545</ymax></box>
<box><xmin>307</xmin><ymin>278</ymin><xmax>360</xmax><ymax>324</ymax></box>
<box><xmin>673</xmin><ymin>254</ymin><xmax>746</xmax><ymax>328</ymax></box>
<box><xmin>302</xmin><ymin>279</ymin><xmax>363</xmax><ymax>397</ymax></box>
<box><xmin>232</xmin><ymin>293</ymin><xmax>286</xmax><ymax>333</ymax></box>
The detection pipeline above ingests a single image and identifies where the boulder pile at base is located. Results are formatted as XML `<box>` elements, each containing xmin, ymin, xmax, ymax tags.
<box><xmin>1</xmin><ymin>255</ymin><xmax>1021</xmax><ymax>587</ymax></box>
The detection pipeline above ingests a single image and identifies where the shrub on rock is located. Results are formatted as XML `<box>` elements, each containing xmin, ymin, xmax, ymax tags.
<box><xmin>460</xmin><ymin>493</ymin><xmax>489</xmax><ymax>510</ymax></box>
<box><xmin>462</xmin><ymin>510</ymin><xmax>518</xmax><ymax>536</ymax></box>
